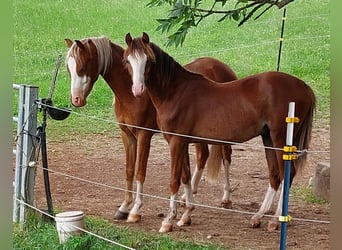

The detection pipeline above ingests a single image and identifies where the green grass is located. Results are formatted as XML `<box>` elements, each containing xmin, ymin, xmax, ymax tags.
<box><xmin>13</xmin><ymin>212</ymin><xmax>226</xmax><ymax>250</ymax></box>
<box><xmin>13</xmin><ymin>0</ymin><xmax>330</xmax><ymax>248</ymax></box>
<box><xmin>291</xmin><ymin>185</ymin><xmax>329</xmax><ymax>205</ymax></box>
<box><xmin>13</xmin><ymin>0</ymin><xmax>330</xmax><ymax>139</ymax></box>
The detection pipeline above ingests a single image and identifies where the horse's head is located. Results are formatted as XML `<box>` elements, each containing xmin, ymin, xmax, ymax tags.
<box><xmin>65</xmin><ymin>38</ymin><xmax>101</xmax><ymax>107</ymax></box>
<box><xmin>123</xmin><ymin>32</ymin><xmax>155</xmax><ymax>97</ymax></box>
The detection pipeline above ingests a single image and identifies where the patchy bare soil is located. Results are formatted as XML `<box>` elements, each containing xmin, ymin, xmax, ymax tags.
<box><xmin>33</xmin><ymin>125</ymin><xmax>330</xmax><ymax>249</ymax></box>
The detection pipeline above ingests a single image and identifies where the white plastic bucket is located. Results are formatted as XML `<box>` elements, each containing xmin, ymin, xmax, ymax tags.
<box><xmin>55</xmin><ymin>211</ymin><xmax>85</xmax><ymax>243</ymax></box>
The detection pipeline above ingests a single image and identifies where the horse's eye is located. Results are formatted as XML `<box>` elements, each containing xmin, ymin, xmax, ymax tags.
<box><xmin>81</xmin><ymin>66</ymin><xmax>86</xmax><ymax>72</ymax></box>
<box><xmin>125</xmin><ymin>59</ymin><xmax>131</xmax><ymax>65</ymax></box>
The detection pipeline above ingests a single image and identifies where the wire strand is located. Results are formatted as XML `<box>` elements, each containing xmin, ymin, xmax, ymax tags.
<box><xmin>39</xmin><ymin>165</ymin><xmax>330</xmax><ymax>225</ymax></box>
<box><xmin>36</xmin><ymin>101</ymin><xmax>331</xmax><ymax>155</ymax></box>
<box><xmin>15</xmin><ymin>198</ymin><xmax>135</xmax><ymax>250</ymax></box>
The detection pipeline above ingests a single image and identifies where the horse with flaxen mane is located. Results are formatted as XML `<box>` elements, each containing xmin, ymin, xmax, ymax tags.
<box><xmin>65</xmin><ymin>36</ymin><xmax>238</xmax><ymax>224</ymax></box>
<box><xmin>123</xmin><ymin>32</ymin><xmax>316</xmax><ymax>233</ymax></box>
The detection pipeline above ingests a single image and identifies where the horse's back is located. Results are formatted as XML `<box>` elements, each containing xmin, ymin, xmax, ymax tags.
<box><xmin>184</xmin><ymin>57</ymin><xmax>238</xmax><ymax>83</ymax></box>
<box><xmin>258</xmin><ymin>71</ymin><xmax>316</xmax><ymax>105</ymax></box>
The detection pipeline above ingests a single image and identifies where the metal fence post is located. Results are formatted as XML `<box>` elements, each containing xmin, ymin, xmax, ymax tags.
<box><xmin>279</xmin><ymin>102</ymin><xmax>299</xmax><ymax>249</ymax></box>
<box><xmin>13</xmin><ymin>84</ymin><xmax>39</xmax><ymax>223</ymax></box>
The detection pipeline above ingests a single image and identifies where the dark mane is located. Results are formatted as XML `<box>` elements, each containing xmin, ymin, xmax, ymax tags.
<box><xmin>125</xmin><ymin>35</ymin><xmax>206</xmax><ymax>89</ymax></box>
<box><xmin>153</xmin><ymin>42</ymin><xmax>210</xmax><ymax>88</ymax></box>
<box><xmin>149</xmin><ymin>42</ymin><xmax>177</xmax><ymax>88</ymax></box>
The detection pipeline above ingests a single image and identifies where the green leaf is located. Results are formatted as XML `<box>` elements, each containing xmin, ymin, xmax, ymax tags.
<box><xmin>164</xmin><ymin>26</ymin><xmax>186</xmax><ymax>47</ymax></box>
<box><xmin>146</xmin><ymin>0</ymin><xmax>177</xmax><ymax>7</ymax></box>
<box><xmin>216</xmin><ymin>0</ymin><xmax>228</xmax><ymax>6</ymax></box>
<box><xmin>170</xmin><ymin>5</ymin><xmax>184</xmax><ymax>18</ymax></box>
<box><xmin>232</xmin><ymin>10</ymin><xmax>240</xmax><ymax>21</ymax></box>
<box><xmin>217</xmin><ymin>13</ymin><xmax>229</xmax><ymax>22</ymax></box>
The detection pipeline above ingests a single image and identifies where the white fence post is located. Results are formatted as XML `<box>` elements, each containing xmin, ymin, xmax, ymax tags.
<box><xmin>13</xmin><ymin>84</ymin><xmax>39</xmax><ymax>223</ymax></box>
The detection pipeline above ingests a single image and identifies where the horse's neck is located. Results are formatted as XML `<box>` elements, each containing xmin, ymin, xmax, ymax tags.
<box><xmin>146</xmin><ymin>67</ymin><xmax>180</xmax><ymax>109</ymax></box>
<box><xmin>101</xmin><ymin>45</ymin><xmax>134</xmax><ymax>100</ymax></box>
<box><xmin>147</xmin><ymin>60</ymin><xmax>205</xmax><ymax>111</ymax></box>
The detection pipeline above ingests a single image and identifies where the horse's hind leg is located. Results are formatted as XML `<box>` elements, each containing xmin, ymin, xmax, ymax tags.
<box><xmin>192</xmin><ymin>143</ymin><xmax>209</xmax><ymax>194</ymax></box>
<box><xmin>250</xmin><ymin>132</ymin><xmax>281</xmax><ymax>228</ymax></box>
<box><xmin>114</xmin><ymin>131</ymin><xmax>136</xmax><ymax>220</ymax></box>
<box><xmin>221</xmin><ymin>145</ymin><xmax>232</xmax><ymax>209</ymax></box>
<box><xmin>177</xmin><ymin>145</ymin><xmax>195</xmax><ymax>228</ymax></box>
<box><xmin>127</xmin><ymin>131</ymin><xmax>153</xmax><ymax>223</ymax></box>
<box><xmin>180</xmin><ymin>143</ymin><xmax>208</xmax><ymax>205</ymax></box>
<box><xmin>205</xmin><ymin>144</ymin><xmax>232</xmax><ymax>208</ymax></box>
<box><xmin>267</xmin><ymin>153</ymin><xmax>297</xmax><ymax>231</ymax></box>
<box><xmin>265</xmin><ymin>125</ymin><xmax>299</xmax><ymax>231</ymax></box>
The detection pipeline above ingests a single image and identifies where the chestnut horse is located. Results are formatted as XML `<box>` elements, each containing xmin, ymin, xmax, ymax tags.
<box><xmin>64</xmin><ymin>36</ymin><xmax>237</xmax><ymax>223</ymax></box>
<box><xmin>123</xmin><ymin>32</ymin><xmax>316</xmax><ymax>233</ymax></box>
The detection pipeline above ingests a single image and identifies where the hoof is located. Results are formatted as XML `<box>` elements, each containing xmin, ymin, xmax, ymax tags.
<box><xmin>114</xmin><ymin>210</ymin><xmax>129</xmax><ymax>220</ymax></box>
<box><xmin>159</xmin><ymin>222</ymin><xmax>173</xmax><ymax>233</ymax></box>
<box><xmin>176</xmin><ymin>216</ymin><xmax>191</xmax><ymax>227</ymax></box>
<box><xmin>221</xmin><ymin>200</ymin><xmax>232</xmax><ymax>209</ymax></box>
<box><xmin>267</xmin><ymin>220</ymin><xmax>279</xmax><ymax>231</ymax></box>
<box><xmin>250</xmin><ymin>217</ymin><xmax>261</xmax><ymax>228</ymax></box>
<box><xmin>127</xmin><ymin>213</ymin><xmax>142</xmax><ymax>223</ymax></box>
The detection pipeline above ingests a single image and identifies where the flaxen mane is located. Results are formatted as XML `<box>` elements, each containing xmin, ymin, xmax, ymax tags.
<box><xmin>66</xmin><ymin>36</ymin><xmax>113</xmax><ymax>75</ymax></box>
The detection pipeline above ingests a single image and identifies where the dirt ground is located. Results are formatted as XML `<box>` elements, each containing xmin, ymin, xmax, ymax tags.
<box><xmin>33</xmin><ymin>125</ymin><xmax>330</xmax><ymax>250</ymax></box>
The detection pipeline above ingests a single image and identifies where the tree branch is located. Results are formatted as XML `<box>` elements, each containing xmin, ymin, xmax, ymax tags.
<box><xmin>148</xmin><ymin>0</ymin><xmax>296</xmax><ymax>47</ymax></box>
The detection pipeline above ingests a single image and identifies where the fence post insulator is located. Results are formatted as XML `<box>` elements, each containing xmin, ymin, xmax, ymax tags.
<box><xmin>285</xmin><ymin>117</ymin><xmax>300</xmax><ymax>123</ymax></box>
<box><xmin>283</xmin><ymin>154</ymin><xmax>297</xmax><ymax>161</ymax></box>
<box><xmin>279</xmin><ymin>215</ymin><xmax>292</xmax><ymax>222</ymax></box>
<box><xmin>283</xmin><ymin>145</ymin><xmax>297</xmax><ymax>152</ymax></box>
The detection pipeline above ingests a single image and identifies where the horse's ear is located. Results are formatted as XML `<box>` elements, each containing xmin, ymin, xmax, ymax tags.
<box><xmin>125</xmin><ymin>33</ymin><xmax>132</xmax><ymax>45</ymax></box>
<box><xmin>142</xmin><ymin>32</ymin><xmax>149</xmax><ymax>44</ymax></box>
<box><xmin>75</xmin><ymin>40</ymin><xmax>85</xmax><ymax>50</ymax></box>
<box><xmin>65</xmin><ymin>39</ymin><xmax>73</xmax><ymax>48</ymax></box>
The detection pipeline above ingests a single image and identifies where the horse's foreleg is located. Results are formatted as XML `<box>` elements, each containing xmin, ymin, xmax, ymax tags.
<box><xmin>159</xmin><ymin>193</ymin><xmax>178</xmax><ymax>233</ymax></box>
<box><xmin>177</xmin><ymin>182</ymin><xmax>194</xmax><ymax>227</ymax></box>
<box><xmin>127</xmin><ymin>180</ymin><xmax>143</xmax><ymax>223</ymax></box>
<box><xmin>114</xmin><ymin>132</ymin><xmax>136</xmax><ymax>220</ymax></box>
<box><xmin>127</xmin><ymin>132</ymin><xmax>152</xmax><ymax>223</ymax></box>
<box><xmin>159</xmin><ymin>140</ymin><xmax>189</xmax><ymax>233</ymax></box>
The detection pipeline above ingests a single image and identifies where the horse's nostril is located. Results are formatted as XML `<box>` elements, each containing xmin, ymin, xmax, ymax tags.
<box><xmin>73</xmin><ymin>96</ymin><xmax>81</xmax><ymax>105</ymax></box>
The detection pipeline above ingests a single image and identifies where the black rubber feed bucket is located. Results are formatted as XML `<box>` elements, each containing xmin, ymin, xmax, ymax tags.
<box><xmin>44</xmin><ymin>99</ymin><xmax>71</xmax><ymax>121</ymax></box>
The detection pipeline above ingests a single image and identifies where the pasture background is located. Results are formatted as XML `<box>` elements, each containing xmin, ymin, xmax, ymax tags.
<box><xmin>13</xmin><ymin>0</ymin><xmax>330</xmax><ymax>137</ymax></box>
<box><xmin>12</xmin><ymin>0</ymin><xmax>330</xmax><ymax>249</ymax></box>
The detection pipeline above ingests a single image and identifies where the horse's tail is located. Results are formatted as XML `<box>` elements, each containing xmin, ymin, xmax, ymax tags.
<box><xmin>206</xmin><ymin>145</ymin><xmax>223</xmax><ymax>183</ymax></box>
<box><xmin>294</xmin><ymin>85</ymin><xmax>316</xmax><ymax>172</ymax></box>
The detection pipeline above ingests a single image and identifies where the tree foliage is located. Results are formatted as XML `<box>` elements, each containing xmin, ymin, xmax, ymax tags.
<box><xmin>147</xmin><ymin>0</ymin><xmax>295</xmax><ymax>47</ymax></box>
